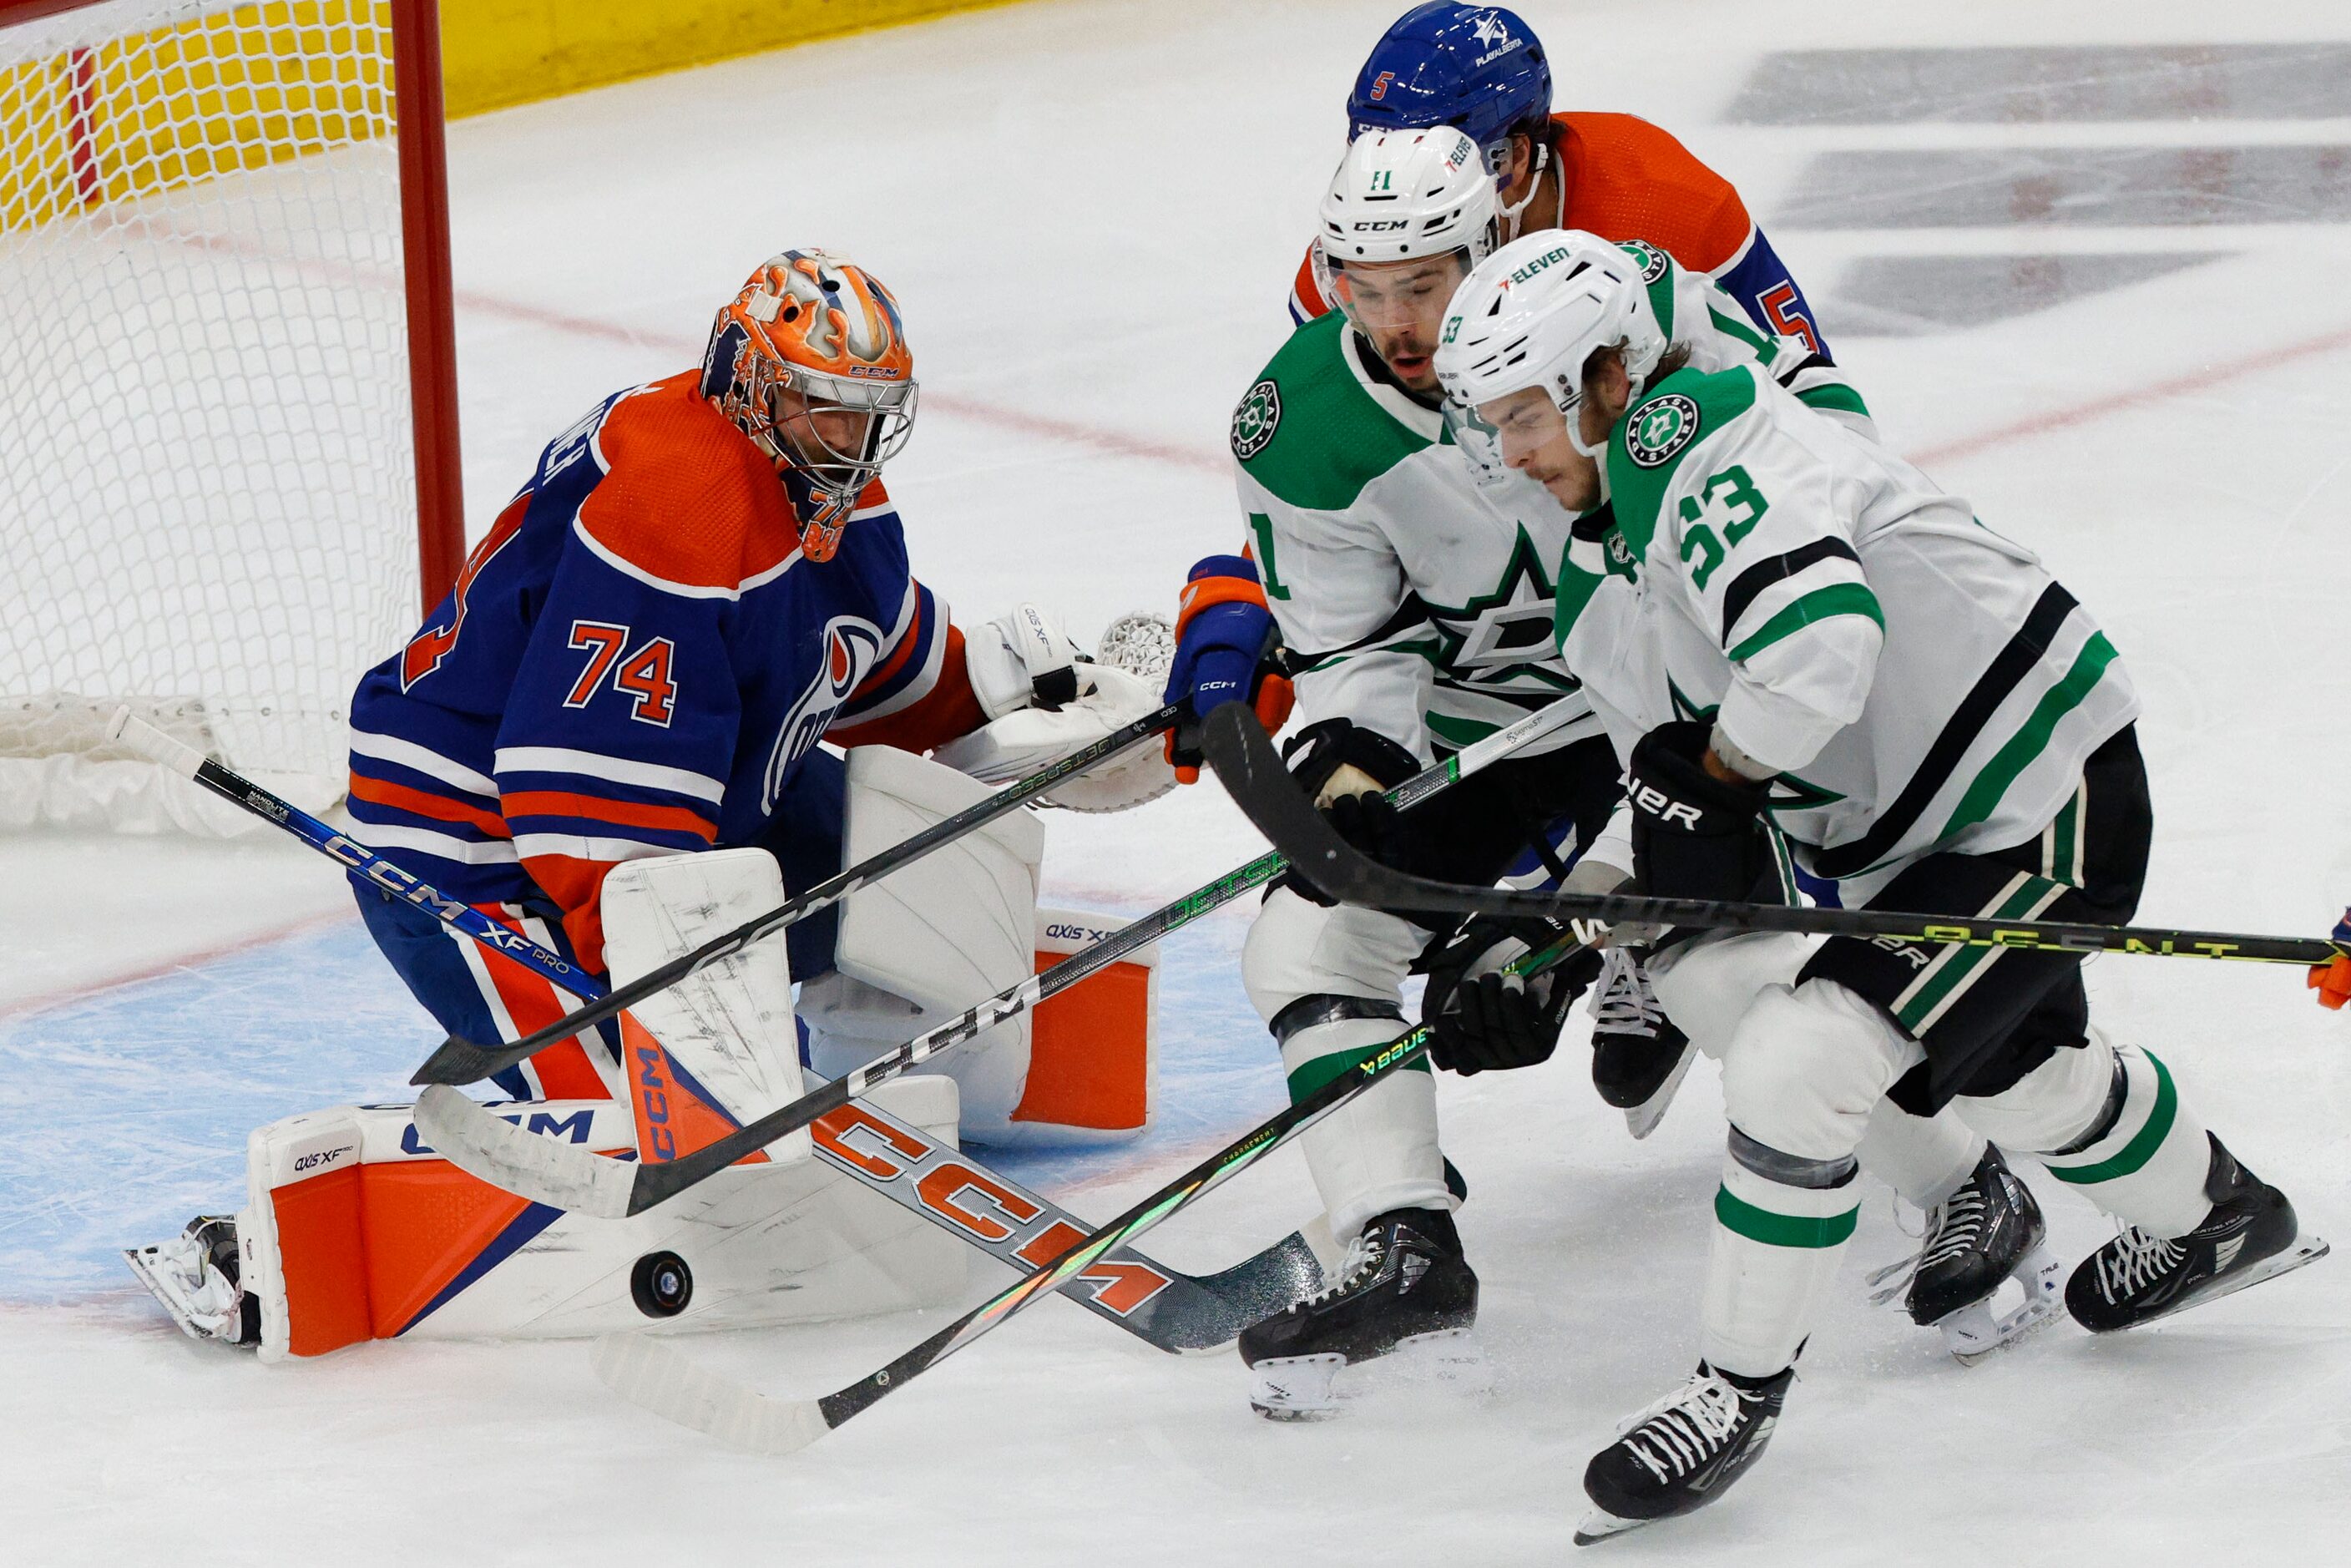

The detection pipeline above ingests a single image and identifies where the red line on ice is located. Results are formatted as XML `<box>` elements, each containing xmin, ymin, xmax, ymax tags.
<box><xmin>1907</xmin><ymin>321</ymin><xmax>2351</xmax><ymax>468</ymax></box>
<box><xmin>453</xmin><ymin>288</ymin><xmax>1228</xmax><ymax>473</ymax></box>
<box><xmin>0</xmin><ymin>909</ymin><xmax>356</xmax><ymax>1023</ymax></box>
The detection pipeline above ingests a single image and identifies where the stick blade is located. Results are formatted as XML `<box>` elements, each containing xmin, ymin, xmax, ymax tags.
<box><xmin>591</xmin><ymin>1332</ymin><xmax>833</xmax><ymax>1456</ymax></box>
<box><xmin>410</xmin><ymin>1033</ymin><xmax>528</xmax><ymax>1087</ymax></box>
<box><xmin>411</xmin><ymin>1085</ymin><xmax>637</xmax><ymax>1217</ymax></box>
<box><xmin>1171</xmin><ymin>1229</ymin><xmax>1323</xmax><ymax>1344</ymax></box>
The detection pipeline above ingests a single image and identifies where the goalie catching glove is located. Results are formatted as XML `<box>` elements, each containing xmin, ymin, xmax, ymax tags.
<box><xmin>930</xmin><ymin>604</ymin><xmax>1176</xmax><ymax>812</ymax></box>
<box><xmin>1163</xmin><ymin>554</ymin><xmax>1295</xmax><ymax>782</ymax></box>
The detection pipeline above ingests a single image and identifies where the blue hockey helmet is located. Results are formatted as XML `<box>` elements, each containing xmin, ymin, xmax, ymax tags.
<box><xmin>1347</xmin><ymin>5</ymin><xmax>1551</xmax><ymax>164</ymax></box>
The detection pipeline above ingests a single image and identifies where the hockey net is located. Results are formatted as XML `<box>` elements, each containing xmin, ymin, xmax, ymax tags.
<box><xmin>0</xmin><ymin>0</ymin><xmax>458</xmax><ymax>833</ymax></box>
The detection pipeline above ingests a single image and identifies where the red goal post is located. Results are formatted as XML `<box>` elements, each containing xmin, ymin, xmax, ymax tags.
<box><xmin>0</xmin><ymin>0</ymin><xmax>464</xmax><ymax>832</ymax></box>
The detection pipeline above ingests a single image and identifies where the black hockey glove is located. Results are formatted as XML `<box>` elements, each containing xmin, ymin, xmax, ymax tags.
<box><xmin>1626</xmin><ymin>720</ymin><xmax>1771</xmax><ymax>903</ymax></box>
<box><xmin>1418</xmin><ymin>917</ymin><xmax>1603</xmax><ymax>1075</ymax></box>
<box><xmin>1273</xmin><ymin>719</ymin><xmax>1425</xmax><ymax>907</ymax></box>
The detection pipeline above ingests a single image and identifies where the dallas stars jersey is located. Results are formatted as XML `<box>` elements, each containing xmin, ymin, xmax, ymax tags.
<box><xmin>1558</xmin><ymin>361</ymin><xmax>2139</xmax><ymax>903</ymax></box>
<box><xmin>1231</xmin><ymin>258</ymin><xmax>1868</xmax><ymax>763</ymax></box>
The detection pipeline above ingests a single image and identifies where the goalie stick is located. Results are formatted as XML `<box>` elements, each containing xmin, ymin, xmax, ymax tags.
<box><xmin>591</xmin><ymin>938</ymin><xmax>1586</xmax><ymax>1454</ymax></box>
<box><xmin>402</xmin><ymin>701</ymin><xmax>1184</xmax><ymax>1088</ymax></box>
<box><xmin>109</xmin><ymin>707</ymin><xmax>1318</xmax><ymax>1353</ymax></box>
<box><xmin>412</xmin><ymin>692</ymin><xmax>1591</xmax><ymax>1218</ymax></box>
<box><xmin>1198</xmin><ymin>706</ymin><xmax>2351</xmax><ymax>969</ymax></box>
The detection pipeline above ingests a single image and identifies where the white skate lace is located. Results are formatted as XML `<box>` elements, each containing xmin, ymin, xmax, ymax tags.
<box><xmin>1588</xmin><ymin>948</ymin><xmax>1662</xmax><ymax>1039</ymax></box>
<box><xmin>1619</xmin><ymin>1372</ymin><xmax>1746</xmax><ymax>1485</ymax></box>
<box><xmin>2096</xmin><ymin>1227</ymin><xmax>2185</xmax><ymax>1302</ymax></box>
<box><xmin>1917</xmin><ymin>1186</ymin><xmax>1987</xmax><ymax>1272</ymax></box>
<box><xmin>1866</xmin><ymin>1178</ymin><xmax>1980</xmax><ymax>1301</ymax></box>
<box><xmin>1305</xmin><ymin>1231</ymin><xmax>1388</xmax><ymax>1307</ymax></box>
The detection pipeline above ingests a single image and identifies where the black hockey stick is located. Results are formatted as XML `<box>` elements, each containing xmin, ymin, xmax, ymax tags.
<box><xmin>409</xmin><ymin>703</ymin><xmax>1182</xmax><ymax>1087</ymax></box>
<box><xmin>412</xmin><ymin>694</ymin><xmax>1590</xmax><ymax>1218</ymax></box>
<box><xmin>589</xmin><ymin>938</ymin><xmax>1585</xmax><ymax>1454</ymax></box>
<box><xmin>1201</xmin><ymin>705</ymin><xmax>2348</xmax><ymax>969</ymax></box>
<box><xmin>108</xmin><ymin>706</ymin><xmax>1318</xmax><ymax>1353</ymax></box>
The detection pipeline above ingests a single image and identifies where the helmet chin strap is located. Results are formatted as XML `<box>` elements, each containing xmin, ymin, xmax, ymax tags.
<box><xmin>1561</xmin><ymin>371</ymin><xmax>1646</xmax><ymax>462</ymax></box>
<box><xmin>1497</xmin><ymin>139</ymin><xmax>1551</xmax><ymax>242</ymax></box>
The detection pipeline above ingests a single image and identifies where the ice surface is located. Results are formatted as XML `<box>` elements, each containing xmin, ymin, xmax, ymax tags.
<box><xmin>5</xmin><ymin>0</ymin><xmax>2350</xmax><ymax>1561</ymax></box>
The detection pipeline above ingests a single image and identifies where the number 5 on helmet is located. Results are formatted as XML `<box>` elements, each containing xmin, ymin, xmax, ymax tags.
<box><xmin>1161</xmin><ymin>554</ymin><xmax>1294</xmax><ymax>783</ymax></box>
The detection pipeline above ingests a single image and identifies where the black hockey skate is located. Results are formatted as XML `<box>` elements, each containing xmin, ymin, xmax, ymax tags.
<box><xmin>1239</xmin><ymin>1205</ymin><xmax>1479</xmax><ymax>1420</ymax></box>
<box><xmin>1866</xmin><ymin>1146</ymin><xmax>2062</xmax><ymax>1363</ymax></box>
<box><xmin>124</xmin><ymin>1213</ymin><xmax>259</xmax><ymax>1347</ymax></box>
<box><xmin>2067</xmin><ymin>1135</ymin><xmax>2328</xmax><ymax>1333</ymax></box>
<box><xmin>1577</xmin><ymin>1362</ymin><xmax>1793</xmax><ymax>1545</ymax></box>
<box><xmin>1587</xmin><ymin>948</ymin><xmax>1695</xmax><ymax>1139</ymax></box>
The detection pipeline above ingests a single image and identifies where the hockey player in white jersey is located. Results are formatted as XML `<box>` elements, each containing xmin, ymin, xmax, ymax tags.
<box><xmin>1432</xmin><ymin>230</ymin><xmax>2328</xmax><ymax>1539</ymax></box>
<box><xmin>1159</xmin><ymin>129</ymin><xmax>1889</xmax><ymax>1418</ymax></box>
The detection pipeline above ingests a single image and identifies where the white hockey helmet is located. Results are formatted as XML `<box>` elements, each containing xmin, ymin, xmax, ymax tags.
<box><xmin>1433</xmin><ymin>230</ymin><xmax>1666</xmax><ymax>457</ymax></box>
<box><xmin>1314</xmin><ymin>127</ymin><xmax>1499</xmax><ymax>325</ymax></box>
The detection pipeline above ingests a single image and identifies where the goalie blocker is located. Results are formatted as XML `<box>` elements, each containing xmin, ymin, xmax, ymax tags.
<box><xmin>132</xmin><ymin>752</ymin><xmax>1160</xmax><ymax>1356</ymax></box>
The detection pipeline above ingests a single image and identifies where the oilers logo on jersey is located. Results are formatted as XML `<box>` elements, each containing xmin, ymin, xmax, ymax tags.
<box><xmin>764</xmin><ymin>615</ymin><xmax>887</xmax><ymax>811</ymax></box>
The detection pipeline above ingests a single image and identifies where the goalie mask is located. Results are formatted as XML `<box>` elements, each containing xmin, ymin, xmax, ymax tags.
<box><xmin>701</xmin><ymin>250</ymin><xmax>918</xmax><ymax>562</ymax></box>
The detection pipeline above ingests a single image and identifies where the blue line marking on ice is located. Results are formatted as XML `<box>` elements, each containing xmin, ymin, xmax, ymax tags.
<box><xmin>0</xmin><ymin>904</ymin><xmax>1283</xmax><ymax>1305</ymax></box>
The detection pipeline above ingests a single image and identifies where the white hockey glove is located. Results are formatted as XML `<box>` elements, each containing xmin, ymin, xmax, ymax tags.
<box><xmin>931</xmin><ymin>608</ymin><xmax>1177</xmax><ymax>812</ymax></box>
<box><xmin>963</xmin><ymin>604</ymin><xmax>1087</xmax><ymax>720</ymax></box>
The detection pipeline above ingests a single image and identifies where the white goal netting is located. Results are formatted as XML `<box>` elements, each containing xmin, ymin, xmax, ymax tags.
<box><xmin>1</xmin><ymin>0</ymin><xmax>427</xmax><ymax>833</ymax></box>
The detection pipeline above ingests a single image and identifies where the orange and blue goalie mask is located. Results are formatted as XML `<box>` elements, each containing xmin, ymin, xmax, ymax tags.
<box><xmin>702</xmin><ymin>250</ymin><xmax>918</xmax><ymax>560</ymax></box>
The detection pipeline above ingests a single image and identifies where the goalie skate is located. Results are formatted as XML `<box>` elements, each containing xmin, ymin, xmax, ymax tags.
<box><xmin>124</xmin><ymin>1214</ymin><xmax>257</xmax><ymax>1348</ymax></box>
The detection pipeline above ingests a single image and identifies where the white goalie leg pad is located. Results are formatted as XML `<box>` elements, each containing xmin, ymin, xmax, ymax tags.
<box><xmin>601</xmin><ymin>847</ymin><xmax>806</xmax><ymax>1165</ymax></box>
<box><xmin>235</xmin><ymin>1079</ymin><xmax>966</xmax><ymax>1360</ymax></box>
<box><xmin>1958</xmin><ymin>1031</ymin><xmax>2214</xmax><ymax>1237</ymax></box>
<box><xmin>802</xmin><ymin>744</ymin><xmax>1043</xmax><ymax>1139</ymax></box>
<box><xmin>1245</xmin><ymin>888</ymin><xmax>1443</xmax><ymax>1238</ymax></box>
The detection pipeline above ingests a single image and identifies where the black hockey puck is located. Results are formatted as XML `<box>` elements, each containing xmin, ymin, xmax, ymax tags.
<box><xmin>630</xmin><ymin>1252</ymin><xmax>693</xmax><ymax>1318</ymax></box>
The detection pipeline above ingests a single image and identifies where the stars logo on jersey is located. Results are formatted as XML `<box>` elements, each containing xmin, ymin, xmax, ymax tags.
<box><xmin>1620</xmin><ymin>240</ymin><xmax>1671</xmax><ymax>286</ymax></box>
<box><xmin>1625</xmin><ymin>394</ymin><xmax>1701</xmax><ymax>469</ymax></box>
<box><xmin>1425</xmin><ymin>526</ymin><xmax>1573</xmax><ymax>686</ymax></box>
<box><xmin>1231</xmin><ymin>379</ymin><xmax>1282</xmax><ymax>461</ymax></box>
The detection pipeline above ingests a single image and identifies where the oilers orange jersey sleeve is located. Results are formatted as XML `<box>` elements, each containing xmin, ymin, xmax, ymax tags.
<box><xmin>346</xmin><ymin>371</ymin><xmax>980</xmax><ymax>972</ymax></box>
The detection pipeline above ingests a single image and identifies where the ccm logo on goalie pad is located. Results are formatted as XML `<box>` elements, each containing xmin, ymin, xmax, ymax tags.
<box><xmin>1629</xmin><ymin>781</ymin><xmax>1705</xmax><ymax>830</ymax></box>
<box><xmin>811</xmin><ymin>1104</ymin><xmax>1172</xmax><ymax>1316</ymax></box>
<box><xmin>400</xmin><ymin>1107</ymin><xmax>595</xmax><ymax>1157</ymax></box>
